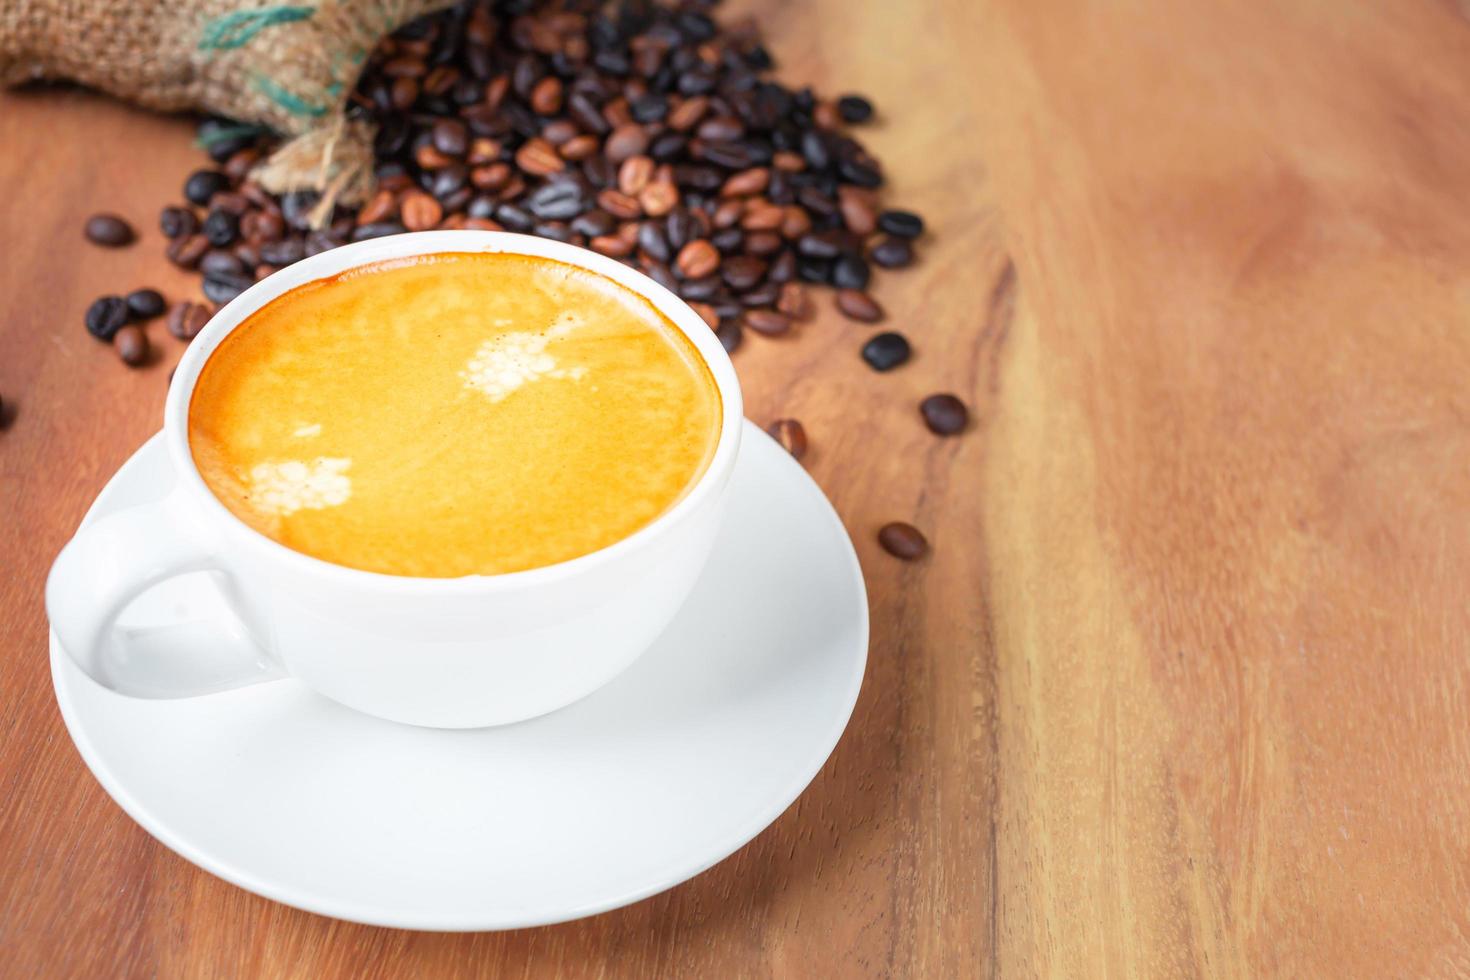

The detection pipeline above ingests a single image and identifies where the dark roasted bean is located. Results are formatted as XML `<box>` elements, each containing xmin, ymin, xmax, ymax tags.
<box><xmin>159</xmin><ymin>206</ymin><xmax>197</xmax><ymax>239</ymax></box>
<box><xmin>710</xmin><ymin>227</ymin><xmax>744</xmax><ymax>254</ymax></box>
<box><xmin>740</xmin><ymin>281</ymin><xmax>781</xmax><ymax>307</ymax></box>
<box><xmin>796</xmin><ymin>256</ymin><xmax>831</xmax><ymax>284</ymax></box>
<box><xmin>304</xmin><ymin>231</ymin><xmax>341</xmax><ymax>256</ymax></box>
<box><xmin>679</xmin><ymin>275</ymin><xmax>721</xmax><ymax>301</ymax></box>
<box><xmin>351</xmin><ymin>221</ymin><xmax>408</xmax><ymax>241</ymax></box>
<box><xmin>203</xmin><ymin>209</ymin><xmax>239</xmax><ymax>247</ymax></box>
<box><xmin>84</xmin><ymin>214</ymin><xmax>134</xmax><ymax>247</ymax></box>
<box><xmin>796</xmin><ymin>230</ymin><xmax>844</xmax><ymax>259</ymax></box>
<box><xmin>166</xmin><ymin>233</ymin><xmax>209</xmax><ymax>269</ymax></box>
<box><xmin>184</xmin><ymin>170</ymin><xmax>230</xmax><ymax>206</ymax></box>
<box><xmin>837</xmin><ymin>94</ymin><xmax>874</xmax><ymax>123</ymax></box>
<box><xmin>722</xmin><ymin>255</ymin><xmax>766</xmax><ymax>291</ymax></box>
<box><xmin>716</xmin><ymin>317</ymin><xmax>743</xmax><ymax>353</ymax></box>
<box><xmin>920</xmin><ymin>394</ymin><xmax>969</xmax><ymax>435</ymax></box>
<box><xmin>125</xmin><ymin>288</ymin><xmax>166</xmax><ymax>319</ymax></box>
<box><xmin>637</xmin><ymin>221</ymin><xmax>672</xmax><ymax>262</ymax></box>
<box><xmin>648</xmin><ymin>132</ymin><xmax>687</xmax><ymax>161</ymax></box>
<box><xmin>84</xmin><ymin>296</ymin><xmax>129</xmax><ymax>340</ymax></box>
<box><xmin>630</xmin><ymin>93</ymin><xmax>668</xmax><ymax>122</ymax></box>
<box><xmin>431</xmin><ymin>119</ymin><xmax>468</xmax><ymax>156</ymax></box>
<box><xmin>259</xmin><ymin>238</ymin><xmax>306</xmax><ymax>265</ymax></box>
<box><xmin>878</xmin><ymin>209</ymin><xmax>924</xmax><ymax>238</ymax></box>
<box><xmin>200</xmin><ymin>250</ymin><xmax>245</xmax><ymax>278</ymax></box>
<box><xmin>534</xmin><ymin>221</ymin><xmax>575</xmax><ymax>243</ymax></box>
<box><xmin>862</xmin><ymin>331</ymin><xmax>910</xmax><ymax>371</ymax></box>
<box><xmin>871</xmin><ymin>235</ymin><xmax>914</xmax><ymax>268</ymax></box>
<box><xmin>571</xmin><ymin>210</ymin><xmax>616</xmax><ymax>237</ymax></box>
<box><xmin>526</xmin><ymin>180</ymin><xmax>589</xmax><ymax>220</ymax></box>
<box><xmin>766</xmin><ymin>418</ymin><xmax>808</xmax><ymax>459</ymax></box>
<box><xmin>203</xmin><ymin>272</ymin><xmax>252</xmax><ymax>304</ymax></box>
<box><xmin>745</xmin><ymin>309</ymin><xmax>790</xmax><ymax>336</ymax></box>
<box><xmin>769</xmin><ymin>250</ymin><xmax>797</xmax><ymax>283</ymax></box>
<box><xmin>837</xmin><ymin>288</ymin><xmax>884</xmax><ymax>323</ymax></box>
<box><xmin>878</xmin><ymin>522</ymin><xmax>927</xmax><ymax>560</ymax></box>
<box><xmin>495</xmin><ymin>203</ymin><xmax>535</xmax><ymax>232</ymax></box>
<box><xmin>114</xmin><ymin>325</ymin><xmax>149</xmax><ymax>367</ymax></box>
<box><xmin>832</xmin><ymin>253</ymin><xmax>871</xmax><ymax>290</ymax></box>
<box><xmin>166</xmin><ymin>301</ymin><xmax>210</xmax><ymax>340</ymax></box>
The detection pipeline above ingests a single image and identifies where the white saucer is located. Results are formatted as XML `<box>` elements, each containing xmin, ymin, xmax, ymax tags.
<box><xmin>49</xmin><ymin>421</ymin><xmax>868</xmax><ymax>931</ymax></box>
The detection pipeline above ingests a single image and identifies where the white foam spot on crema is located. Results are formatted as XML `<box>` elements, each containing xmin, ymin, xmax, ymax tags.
<box><xmin>461</xmin><ymin>312</ymin><xmax>590</xmax><ymax>402</ymax></box>
<box><xmin>293</xmin><ymin>423</ymin><xmax>322</xmax><ymax>438</ymax></box>
<box><xmin>248</xmin><ymin>458</ymin><xmax>352</xmax><ymax>516</ymax></box>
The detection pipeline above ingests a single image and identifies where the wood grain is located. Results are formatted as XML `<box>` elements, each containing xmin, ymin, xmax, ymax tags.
<box><xmin>6</xmin><ymin>0</ymin><xmax>1470</xmax><ymax>974</ymax></box>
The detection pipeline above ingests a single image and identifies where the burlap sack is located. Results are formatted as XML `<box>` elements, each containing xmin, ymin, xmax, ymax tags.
<box><xmin>0</xmin><ymin>0</ymin><xmax>451</xmax><ymax>204</ymax></box>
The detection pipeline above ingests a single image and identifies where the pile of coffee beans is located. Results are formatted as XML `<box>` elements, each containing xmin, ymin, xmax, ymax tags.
<box><xmin>79</xmin><ymin>0</ymin><xmax>968</xmax><ymax>559</ymax></box>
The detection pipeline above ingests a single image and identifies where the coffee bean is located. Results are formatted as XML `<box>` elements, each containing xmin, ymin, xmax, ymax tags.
<box><xmin>920</xmin><ymin>394</ymin><xmax>969</xmax><ymax>435</ymax></box>
<box><xmin>862</xmin><ymin>332</ymin><xmax>910</xmax><ymax>371</ymax></box>
<box><xmin>741</xmin><ymin>282</ymin><xmax>782</xmax><ymax>307</ymax></box>
<box><xmin>241</xmin><ymin>209</ymin><xmax>286</xmax><ymax>242</ymax></box>
<box><xmin>721</xmin><ymin>167</ymin><xmax>770</xmax><ymax>198</ymax></box>
<box><xmin>84</xmin><ymin>214</ymin><xmax>134</xmax><ymax>247</ymax></box>
<box><xmin>871</xmin><ymin>236</ymin><xmax>913</xmax><ymax>269</ymax></box>
<box><xmin>85</xmin><ymin>296</ymin><xmax>130</xmax><ymax>340</ymax></box>
<box><xmin>184</xmin><ymin>170</ymin><xmax>230</xmax><ymax>206</ymax></box>
<box><xmin>710</xmin><ymin>227</ymin><xmax>744</xmax><ymax>254</ymax></box>
<box><xmin>679</xmin><ymin>275</ymin><xmax>721</xmax><ymax>301</ymax></box>
<box><xmin>878</xmin><ymin>209</ymin><xmax>925</xmax><ymax>238</ymax></box>
<box><xmin>166</xmin><ymin>301</ymin><xmax>210</xmax><ymax>340</ymax></box>
<box><xmin>200</xmin><ymin>250</ymin><xmax>245</xmax><ymax>278</ymax></box>
<box><xmin>159</xmin><ymin>206</ymin><xmax>197</xmax><ymax>239</ymax></box>
<box><xmin>203</xmin><ymin>209</ymin><xmax>239</xmax><ymax>247</ymax></box>
<box><xmin>780</xmin><ymin>205</ymin><xmax>812</xmax><ymax>240</ymax></box>
<box><xmin>716</xmin><ymin>317</ymin><xmax>743</xmax><ymax>353</ymax></box>
<box><xmin>515</xmin><ymin>138</ymin><xmax>564</xmax><ymax>175</ymax></box>
<box><xmin>769</xmin><ymin>250</ymin><xmax>798</xmax><ymax>284</ymax></box>
<box><xmin>589</xmin><ymin>234</ymin><xmax>633</xmax><ymax>258</ymax></box>
<box><xmin>878</xmin><ymin>522</ymin><xmax>927</xmax><ymax>560</ymax></box>
<box><xmin>689</xmin><ymin>302</ymin><xmax>720</xmax><ymax>329</ymax></box>
<box><xmin>259</xmin><ymin>238</ymin><xmax>306</xmax><ymax>265</ymax></box>
<box><xmin>571</xmin><ymin>210</ymin><xmax>616</xmax><ymax>237</ymax></box>
<box><xmin>675</xmin><ymin>239</ymin><xmax>720</xmax><ymax>279</ymax></box>
<box><xmin>305</xmin><ymin>231</ymin><xmax>343</xmax><ymax>255</ymax></box>
<box><xmin>202</xmin><ymin>272</ymin><xmax>252</xmax><ymax>305</ymax></box>
<box><xmin>836</xmin><ymin>289</ymin><xmax>884</xmax><ymax>323</ymax></box>
<box><xmin>777</xmin><ymin>282</ymin><xmax>811</xmax><ymax>319</ymax></box>
<box><xmin>114</xmin><ymin>325</ymin><xmax>149</xmax><ymax>367</ymax></box>
<box><xmin>797</xmin><ymin>256</ymin><xmax>832</xmax><ymax>284</ymax></box>
<box><xmin>605</xmin><ymin>123</ymin><xmax>651</xmax><ymax>163</ymax></box>
<box><xmin>668</xmin><ymin>95</ymin><xmax>710</xmax><ymax>131</ymax></box>
<box><xmin>166</xmin><ymin>233</ymin><xmax>209</xmax><ymax>269</ymax></box>
<box><xmin>526</xmin><ymin>180</ymin><xmax>588</xmax><ymax>221</ymax></box>
<box><xmin>745</xmin><ymin>310</ymin><xmax>791</xmax><ymax>336</ymax></box>
<box><xmin>618</xmin><ymin>155</ymin><xmax>655</xmax><ymax>196</ymax></box>
<box><xmin>638</xmin><ymin>221</ymin><xmax>672</xmax><ymax>262</ymax></box>
<box><xmin>722</xmin><ymin>255</ymin><xmax>767</xmax><ymax>291</ymax></box>
<box><xmin>638</xmin><ymin>181</ymin><xmax>678</xmax><ymax>217</ymax></box>
<box><xmin>837</xmin><ymin>95</ymin><xmax>874</xmax><ymax>123</ymax></box>
<box><xmin>351</xmin><ymin>221</ymin><xmax>409</xmax><ymax>241</ymax></box>
<box><xmin>742</xmin><ymin>201</ymin><xmax>784</xmax><ymax>232</ymax></box>
<box><xmin>567</xmin><ymin>91</ymin><xmax>610</xmax><ymax>135</ymax></box>
<box><xmin>530</xmin><ymin>76</ymin><xmax>564</xmax><ymax>115</ymax></box>
<box><xmin>533</xmin><ymin>221</ymin><xmax>575</xmax><ymax>243</ymax></box>
<box><xmin>495</xmin><ymin>203</ymin><xmax>535</xmax><ymax>232</ymax></box>
<box><xmin>832</xmin><ymin>254</ymin><xmax>871</xmax><ymax>290</ymax></box>
<box><xmin>766</xmin><ymin>418</ymin><xmax>808</xmax><ymax>459</ymax></box>
<box><xmin>125</xmin><ymin>288</ymin><xmax>165</xmax><ymax>319</ymax></box>
<box><xmin>401</xmin><ymin>190</ymin><xmax>444</xmax><ymax>230</ymax></box>
<box><xmin>837</xmin><ymin>186</ymin><xmax>877</xmax><ymax>235</ymax></box>
<box><xmin>208</xmin><ymin>191</ymin><xmax>251</xmax><ymax>216</ymax></box>
<box><xmin>744</xmin><ymin>231</ymin><xmax>783</xmax><ymax>256</ymax></box>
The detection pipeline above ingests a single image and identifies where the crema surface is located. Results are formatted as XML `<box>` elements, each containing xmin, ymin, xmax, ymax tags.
<box><xmin>189</xmin><ymin>252</ymin><xmax>721</xmax><ymax>577</ymax></box>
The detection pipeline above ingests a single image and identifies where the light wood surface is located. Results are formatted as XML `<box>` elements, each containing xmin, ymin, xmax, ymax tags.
<box><xmin>5</xmin><ymin>0</ymin><xmax>1470</xmax><ymax>975</ymax></box>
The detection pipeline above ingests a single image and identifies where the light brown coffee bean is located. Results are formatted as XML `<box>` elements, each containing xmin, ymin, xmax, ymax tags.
<box><xmin>721</xmin><ymin>167</ymin><xmax>770</xmax><ymax>198</ymax></box>
<box><xmin>675</xmin><ymin>239</ymin><xmax>720</xmax><ymax>279</ymax></box>
<box><xmin>415</xmin><ymin>143</ymin><xmax>455</xmax><ymax>170</ymax></box>
<box><xmin>766</xmin><ymin>418</ymin><xmax>808</xmax><ymax>460</ymax></box>
<box><xmin>400</xmin><ymin>190</ymin><xmax>443</xmax><ymax>231</ymax></box>
<box><xmin>637</xmin><ymin>181</ymin><xmax>678</xmax><ymax>217</ymax></box>
<box><xmin>618</xmin><ymin>155</ymin><xmax>655</xmax><ymax>196</ymax></box>
<box><xmin>772</xmin><ymin>150</ymin><xmax>806</xmax><ymax>172</ymax></box>
<box><xmin>744</xmin><ymin>309</ymin><xmax>791</xmax><ymax>336</ymax></box>
<box><xmin>744</xmin><ymin>231</ymin><xmax>782</xmax><ymax>256</ymax></box>
<box><xmin>466</xmin><ymin>138</ymin><xmax>501</xmax><ymax>166</ymax></box>
<box><xmin>515</xmin><ymin>138</ymin><xmax>564</xmax><ymax>175</ymax></box>
<box><xmin>604</xmin><ymin>123</ymin><xmax>650</xmax><ymax>163</ymax></box>
<box><xmin>597</xmin><ymin>188</ymin><xmax>643</xmax><ymax>220</ymax></box>
<box><xmin>836</xmin><ymin>288</ymin><xmax>884</xmax><ymax>323</ymax></box>
<box><xmin>689</xmin><ymin>302</ymin><xmax>720</xmax><ymax>330</ymax></box>
<box><xmin>357</xmin><ymin>188</ymin><xmax>398</xmax><ymax>225</ymax></box>
<box><xmin>166</xmin><ymin>301</ymin><xmax>210</xmax><ymax>340</ymax></box>
<box><xmin>667</xmin><ymin>95</ymin><xmax>710</xmax><ymax>131</ymax></box>
<box><xmin>589</xmin><ymin>234</ymin><xmax>633</xmax><ymax>257</ymax></box>
<box><xmin>780</xmin><ymin>205</ymin><xmax>812</xmax><ymax>240</ymax></box>
<box><xmin>471</xmin><ymin>162</ymin><xmax>512</xmax><ymax>191</ymax></box>
<box><xmin>741</xmin><ymin>201</ymin><xmax>784</xmax><ymax>231</ymax></box>
<box><xmin>559</xmin><ymin>135</ymin><xmax>601</xmax><ymax>161</ymax></box>
<box><xmin>529</xmin><ymin>76</ymin><xmax>564</xmax><ymax>115</ymax></box>
<box><xmin>114</xmin><ymin>325</ymin><xmax>148</xmax><ymax>367</ymax></box>
<box><xmin>878</xmin><ymin>522</ymin><xmax>928</xmax><ymax>560</ymax></box>
<box><xmin>777</xmin><ymin>282</ymin><xmax>812</xmax><ymax>320</ymax></box>
<box><xmin>463</xmin><ymin>217</ymin><xmax>504</xmax><ymax>232</ymax></box>
<box><xmin>712</xmin><ymin>199</ymin><xmax>744</xmax><ymax>229</ymax></box>
<box><xmin>838</xmin><ymin>186</ymin><xmax>877</xmax><ymax>236</ymax></box>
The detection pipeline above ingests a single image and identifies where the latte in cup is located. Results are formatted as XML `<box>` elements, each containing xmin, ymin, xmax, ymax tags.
<box><xmin>188</xmin><ymin>251</ymin><xmax>721</xmax><ymax>577</ymax></box>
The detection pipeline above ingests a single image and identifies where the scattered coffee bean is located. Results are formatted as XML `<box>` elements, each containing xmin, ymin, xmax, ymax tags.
<box><xmin>400</xmin><ymin>190</ymin><xmax>443</xmax><ymax>231</ymax></box>
<box><xmin>114</xmin><ymin>325</ymin><xmax>149</xmax><ymax>367</ymax></box>
<box><xmin>878</xmin><ymin>522</ymin><xmax>927</xmax><ymax>560</ymax></box>
<box><xmin>676</xmin><ymin>239</ymin><xmax>720</xmax><ymax>279</ymax></box>
<box><xmin>84</xmin><ymin>296</ymin><xmax>130</xmax><ymax>341</ymax></box>
<box><xmin>202</xmin><ymin>272</ymin><xmax>252</xmax><ymax>305</ymax></box>
<box><xmin>878</xmin><ymin>209</ymin><xmax>925</xmax><ymax>238</ymax></box>
<box><xmin>125</xmin><ymin>288</ymin><xmax>165</xmax><ymax>319</ymax></box>
<box><xmin>84</xmin><ymin>214</ymin><xmax>134</xmax><ymax>247</ymax></box>
<box><xmin>862</xmin><ymin>332</ymin><xmax>911</xmax><ymax>371</ymax></box>
<box><xmin>183</xmin><ymin>170</ymin><xmax>229</xmax><ymax>207</ymax></box>
<box><xmin>200</xmin><ymin>250</ymin><xmax>245</xmax><ymax>277</ymax></box>
<box><xmin>832</xmin><ymin>254</ymin><xmax>871</xmax><ymax>291</ymax></box>
<box><xmin>766</xmin><ymin>418</ymin><xmax>808</xmax><ymax>460</ymax></box>
<box><xmin>203</xmin><ymin>209</ymin><xmax>239</xmax><ymax>247</ymax></box>
<box><xmin>837</xmin><ymin>95</ymin><xmax>874</xmax><ymax>123</ymax></box>
<box><xmin>166</xmin><ymin>233</ymin><xmax>209</xmax><ymax>269</ymax></box>
<box><xmin>870</xmin><ymin>236</ymin><xmax>913</xmax><ymax>269</ymax></box>
<box><xmin>158</xmin><ymin>206</ymin><xmax>197</xmax><ymax>239</ymax></box>
<box><xmin>745</xmin><ymin>309</ymin><xmax>791</xmax><ymax>336</ymax></box>
<box><xmin>166</xmin><ymin>301</ymin><xmax>210</xmax><ymax>340</ymax></box>
<box><xmin>836</xmin><ymin>289</ymin><xmax>884</xmax><ymax>323</ymax></box>
<box><xmin>716</xmin><ymin>317</ymin><xmax>743</xmax><ymax>353</ymax></box>
<box><xmin>920</xmin><ymin>394</ymin><xmax>969</xmax><ymax>435</ymax></box>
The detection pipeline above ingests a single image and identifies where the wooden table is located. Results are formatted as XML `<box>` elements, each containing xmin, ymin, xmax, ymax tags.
<box><xmin>5</xmin><ymin>0</ymin><xmax>1470</xmax><ymax>974</ymax></box>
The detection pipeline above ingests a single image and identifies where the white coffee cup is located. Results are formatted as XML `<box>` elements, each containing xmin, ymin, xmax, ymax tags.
<box><xmin>45</xmin><ymin>232</ymin><xmax>744</xmax><ymax>728</ymax></box>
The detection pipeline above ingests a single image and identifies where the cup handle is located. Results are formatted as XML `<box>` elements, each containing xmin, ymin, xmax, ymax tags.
<box><xmin>45</xmin><ymin>487</ymin><xmax>281</xmax><ymax>698</ymax></box>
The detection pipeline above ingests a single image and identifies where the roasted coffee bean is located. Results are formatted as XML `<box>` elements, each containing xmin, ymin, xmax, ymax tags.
<box><xmin>533</xmin><ymin>221</ymin><xmax>575</xmax><ymax>243</ymax></box>
<box><xmin>351</xmin><ymin>221</ymin><xmax>408</xmax><ymax>241</ymax></box>
<box><xmin>796</xmin><ymin>256</ymin><xmax>832</xmax><ymax>284</ymax></box>
<box><xmin>741</xmin><ymin>281</ymin><xmax>781</xmax><ymax>307</ymax></box>
<box><xmin>84</xmin><ymin>213</ymin><xmax>134</xmax><ymax>247</ymax></box>
<box><xmin>85</xmin><ymin>296</ymin><xmax>130</xmax><ymax>340</ymax></box>
<box><xmin>166</xmin><ymin>301</ymin><xmax>210</xmax><ymax>340</ymax></box>
<box><xmin>429</xmin><ymin>164</ymin><xmax>468</xmax><ymax>198</ymax></box>
<box><xmin>637</xmin><ymin>221</ymin><xmax>672</xmax><ymax>262</ymax></box>
<box><xmin>697</xmin><ymin>115</ymin><xmax>745</xmax><ymax>142</ymax></box>
<box><xmin>618</xmin><ymin>155</ymin><xmax>655</xmax><ymax>196</ymax></box>
<box><xmin>202</xmin><ymin>209</ymin><xmax>239</xmax><ymax>247</ymax></box>
<box><xmin>114</xmin><ymin>325</ymin><xmax>149</xmax><ymax>367</ymax></box>
<box><xmin>542</xmin><ymin>120</ymin><xmax>579</xmax><ymax>146</ymax></box>
<box><xmin>781</xmin><ymin>205</ymin><xmax>812</xmax><ymax>239</ymax></box>
<box><xmin>878</xmin><ymin>209</ymin><xmax>924</xmax><ymax>238</ymax></box>
<box><xmin>742</xmin><ymin>201</ymin><xmax>784</xmax><ymax>232</ymax></box>
<box><xmin>675</xmin><ymin>239</ymin><xmax>720</xmax><ymax>279</ymax></box>
<box><xmin>878</xmin><ymin>522</ymin><xmax>927</xmax><ymax>560</ymax></box>
<box><xmin>666</xmin><ymin>207</ymin><xmax>695</xmax><ymax>250</ymax></box>
<box><xmin>567</xmin><ymin>91</ymin><xmax>610</xmax><ymax>134</ymax></box>
<box><xmin>646</xmin><ymin>261</ymin><xmax>680</xmax><ymax>293</ymax></box>
<box><xmin>630</xmin><ymin>93</ymin><xmax>668</xmax><ymax>123</ymax></box>
<box><xmin>769</xmin><ymin>250</ymin><xmax>798</xmax><ymax>284</ymax></box>
<box><xmin>689</xmin><ymin>301</ymin><xmax>720</xmax><ymax>329</ymax></box>
<box><xmin>400</xmin><ymin>190</ymin><xmax>443</xmax><ymax>231</ymax></box>
<box><xmin>515</xmin><ymin>138</ymin><xmax>564</xmax><ymax>175</ymax></box>
<box><xmin>721</xmin><ymin>167</ymin><xmax>769</xmax><ymax>198</ymax></box>
<box><xmin>716</xmin><ymin>317</ymin><xmax>743</xmax><ymax>353</ymax></box>
<box><xmin>597</xmin><ymin>188</ymin><xmax>643</xmax><ymax>219</ymax></box>
<box><xmin>431</xmin><ymin>119</ymin><xmax>468</xmax><ymax>157</ymax></box>
<box><xmin>797</xmin><ymin>187</ymin><xmax>838</xmax><ymax>217</ymax></box>
<box><xmin>837</xmin><ymin>288</ymin><xmax>884</xmax><ymax>323</ymax></box>
<box><xmin>837</xmin><ymin>94</ymin><xmax>874</xmax><ymax>123</ymax></box>
<box><xmin>745</xmin><ymin>309</ymin><xmax>791</xmax><ymax>336</ymax></box>
<box><xmin>648</xmin><ymin>132</ymin><xmax>688</xmax><ymax>162</ymax></box>
<box><xmin>166</xmin><ymin>233</ymin><xmax>209</xmax><ymax>269</ymax></box>
<box><xmin>198</xmin><ymin>118</ymin><xmax>259</xmax><ymax>162</ymax></box>
<box><xmin>679</xmin><ymin>275</ymin><xmax>722</xmax><ymax>301</ymax></box>
<box><xmin>203</xmin><ymin>272</ymin><xmax>252</xmax><ymax>304</ymax></box>
<box><xmin>871</xmin><ymin>235</ymin><xmax>913</xmax><ymax>269</ymax></box>
<box><xmin>722</xmin><ymin>255</ymin><xmax>766</xmax><ymax>290</ymax></box>
<box><xmin>280</xmin><ymin>191</ymin><xmax>319</xmax><ymax>230</ymax></box>
<box><xmin>571</xmin><ymin>210</ymin><xmax>616</xmax><ymax>237</ymax></box>
<box><xmin>124</xmin><ymin>288</ymin><xmax>166</xmax><ymax>319</ymax></box>
<box><xmin>605</xmin><ymin>123</ymin><xmax>651</xmax><ymax>163</ymax></box>
<box><xmin>920</xmin><ymin>394</ymin><xmax>969</xmax><ymax>435</ymax></box>
<box><xmin>241</xmin><ymin>209</ymin><xmax>286</xmax><ymax>242</ymax></box>
<box><xmin>304</xmin><ymin>231</ymin><xmax>343</xmax><ymax>256</ymax></box>
<box><xmin>526</xmin><ymin>180</ymin><xmax>588</xmax><ymax>220</ymax></box>
<box><xmin>200</xmin><ymin>250</ymin><xmax>245</xmax><ymax>277</ymax></box>
<box><xmin>159</xmin><ymin>206</ymin><xmax>197</xmax><ymax>239</ymax></box>
<box><xmin>837</xmin><ymin>186</ymin><xmax>877</xmax><ymax>235</ymax></box>
<box><xmin>744</xmin><ymin>231</ymin><xmax>782</xmax><ymax>256</ymax></box>
<box><xmin>208</xmin><ymin>191</ymin><xmax>251</xmax><ymax>216</ymax></box>
<box><xmin>184</xmin><ymin>170</ymin><xmax>230</xmax><ymax>206</ymax></box>
<box><xmin>862</xmin><ymin>331</ymin><xmax>910</xmax><ymax>371</ymax></box>
<box><xmin>259</xmin><ymin>238</ymin><xmax>306</xmax><ymax>266</ymax></box>
<box><xmin>777</xmin><ymin>281</ymin><xmax>811</xmax><ymax>319</ymax></box>
<box><xmin>589</xmin><ymin>234</ymin><xmax>632</xmax><ymax>257</ymax></box>
<box><xmin>638</xmin><ymin>181</ymin><xmax>678</xmax><ymax>217</ymax></box>
<box><xmin>560</xmin><ymin>134</ymin><xmax>601</xmax><ymax>161</ymax></box>
<box><xmin>766</xmin><ymin>418</ymin><xmax>808</xmax><ymax>459</ymax></box>
<box><xmin>529</xmin><ymin>76</ymin><xmax>564</xmax><ymax>115</ymax></box>
<box><xmin>710</xmin><ymin>227</ymin><xmax>744</xmax><ymax>254</ymax></box>
<box><xmin>796</xmin><ymin>230</ymin><xmax>844</xmax><ymax>259</ymax></box>
<box><xmin>800</xmin><ymin>130</ymin><xmax>831</xmax><ymax>171</ymax></box>
<box><xmin>832</xmin><ymin>253</ymin><xmax>871</xmax><ymax>290</ymax></box>
<box><xmin>495</xmin><ymin>203</ymin><xmax>535</xmax><ymax>232</ymax></box>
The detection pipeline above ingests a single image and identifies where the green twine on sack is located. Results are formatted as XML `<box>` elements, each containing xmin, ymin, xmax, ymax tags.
<box><xmin>252</xmin><ymin>76</ymin><xmax>328</xmax><ymax>118</ymax></box>
<box><xmin>199</xmin><ymin>6</ymin><xmax>316</xmax><ymax>51</ymax></box>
